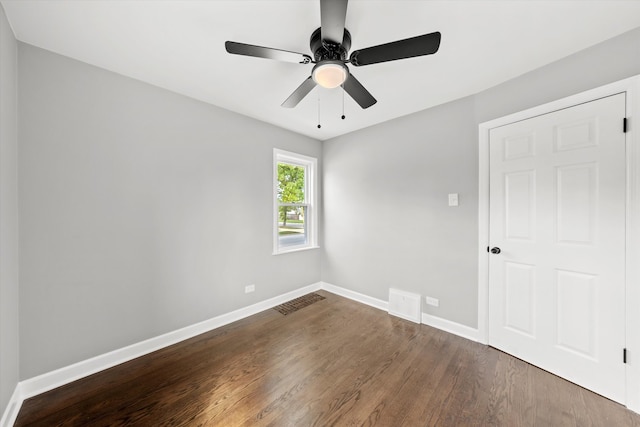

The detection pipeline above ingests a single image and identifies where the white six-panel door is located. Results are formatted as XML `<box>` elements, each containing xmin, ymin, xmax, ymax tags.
<box><xmin>488</xmin><ymin>93</ymin><xmax>626</xmax><ymax>403</ymax></box>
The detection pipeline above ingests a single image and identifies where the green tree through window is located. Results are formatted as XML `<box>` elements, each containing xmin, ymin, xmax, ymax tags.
<box><xmin>277</xmin><ymin>163</ymin><xmax>305</xmax><ymax>226</ymax></box>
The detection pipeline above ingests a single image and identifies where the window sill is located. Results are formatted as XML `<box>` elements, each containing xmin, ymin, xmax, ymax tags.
<box><xmin>273</xmin><ymin>245</ymin><xmax>320</xmax><ymax>256</ymax></box>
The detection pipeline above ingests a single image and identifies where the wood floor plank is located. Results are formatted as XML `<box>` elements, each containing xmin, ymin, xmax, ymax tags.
<box><xmin>15</xmin><ymin>291</ymin><xmax>640</xmax><ymax>426</ymax></box>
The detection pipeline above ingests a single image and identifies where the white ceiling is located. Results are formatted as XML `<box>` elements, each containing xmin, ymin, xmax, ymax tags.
<box><xmin>3</xmin><ymin>0</ymin><xmax>640</xmax><ymax>141</ymax></box>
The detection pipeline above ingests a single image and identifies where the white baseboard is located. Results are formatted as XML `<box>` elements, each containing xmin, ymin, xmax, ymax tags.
<box><xmin>320</xmin><ymin>282</ymin><xmax>480</xmax><ymax>342</ymax></box>
<box><xmin>0</xmin><ymin>384</ymin><xmax>22</xmax><ymax>427</ymax></box>
<box><xmin>421</xmin><ymin>312</ymin><xmax>481</xmax><ymax>342</ymax></box>
<box><xmin>4</xmin><ymin>281</ymin><xmax>481</xmax><ymax>426</ymax></box>
<box><xmin>319</xmin><ymin>282</ymin><xmax>388</xmax><ymax>311</ymax></box>
<box><xmin>17</xmin><ymin>282</ymin><xmax>322</xmax><ymax>404</ymax></box>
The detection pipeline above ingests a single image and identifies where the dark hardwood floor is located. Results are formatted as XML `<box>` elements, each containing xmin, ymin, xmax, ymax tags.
<box><xmin>15</xmin><ymin>291</ymin><xmax>640</xmax><ymax>426</ymax></box>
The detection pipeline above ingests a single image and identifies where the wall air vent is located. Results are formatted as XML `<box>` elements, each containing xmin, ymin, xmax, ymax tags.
<box><xmin>388</xmin><ymin>288</ymin><xmax>421</xmax><ymax>324</ymax></box>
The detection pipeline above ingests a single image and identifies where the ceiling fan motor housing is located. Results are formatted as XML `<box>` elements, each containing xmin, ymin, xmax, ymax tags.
<box><xmin>310</xmin><ymin>27</ymin><xmax>351</xmax><ymax>62</ymax></box>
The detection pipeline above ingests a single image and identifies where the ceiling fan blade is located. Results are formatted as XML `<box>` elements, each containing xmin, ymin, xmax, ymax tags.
<box><xmin>343</xmin><ymin>73</ymin><xmax>377</xmax><ymax>109</ymax></box>
<box><xmin>320</xmin><ymin>0</ymin><xmax>348</xmax><ymax>44</ymax></box>
<box><xmin>225</xmin><ymin>41</ymin><xmax>312</xmax><ymax>64</ymax></box>
<box><xmin>349</xmin><ymin>31</ymin><xmax>441</xmax><ymax>66</ymax></box>
<box><xmin>282</xmin><ymin>77</ymin><xmax>317</xmax><ymax>108</ymax></box>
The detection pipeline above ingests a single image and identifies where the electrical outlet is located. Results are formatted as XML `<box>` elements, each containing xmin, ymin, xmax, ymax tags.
<box><xmin>448</xmin><ymin>193</ymin><xmax>459</xmax><ymax>207</ymax></box>
<box><xmin>245</xmin><ymin>284</ymin><xmax>255</xmax><ymax>293</ymax></box>
<box><xmin>425</xmin><ymin>296</ymin><xmax>439</xmax><ymax>307</ymax></box>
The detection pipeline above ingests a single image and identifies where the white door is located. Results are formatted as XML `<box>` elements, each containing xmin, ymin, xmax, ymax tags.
<box><xmin>488</xmin><ymin>93</ymin><xmax>626</xmax><ymax>403</ymax></box>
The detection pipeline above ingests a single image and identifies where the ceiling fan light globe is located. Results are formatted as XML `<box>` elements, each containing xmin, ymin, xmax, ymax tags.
<box><xmin>312</xmin><ymin>62</ymin><xmax>348</xmax><ymax>89</ymax></box>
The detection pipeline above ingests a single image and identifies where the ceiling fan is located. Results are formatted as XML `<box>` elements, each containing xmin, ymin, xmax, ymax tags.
<box><xmin>225</xmin><ymin>0</ymin><xmax>441</xmax><ymax>110</ymax></box>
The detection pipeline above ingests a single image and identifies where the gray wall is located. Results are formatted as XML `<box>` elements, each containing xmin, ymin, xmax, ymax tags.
<box><xmin>322</xmin><ymin>96</ymin><xmax>479</xmax><ymax>325</ymax></box>
<box><xmin>475</xmin><ymin>25</ymin><xmax>640</xmax><ymax>124</ymax></box>
<box><xmin>18</xmin><ymin>43</ymin><xmax>322</xmax><ymax>379</ymax></box>
<box><xmin>322</xmin><ymin>26</ymin><xmax>640</xmax><ymax>328</ymax></box>
<box><xmin>0</xmin><ymin>3</ymin><xmax>19</xmax><ymax>414</ymax></box>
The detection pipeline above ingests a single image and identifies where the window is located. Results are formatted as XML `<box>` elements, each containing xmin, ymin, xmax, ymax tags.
<box><xmin>273</xmin><ymin>149</ymin><xmax>317</xmax><ymax>254</ymax></box>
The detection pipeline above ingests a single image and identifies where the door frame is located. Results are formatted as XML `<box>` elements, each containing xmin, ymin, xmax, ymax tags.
<box><xmin>478</xmin><ymin>75</ymin><xmax>640</xmax><ymax>412</ymax></box>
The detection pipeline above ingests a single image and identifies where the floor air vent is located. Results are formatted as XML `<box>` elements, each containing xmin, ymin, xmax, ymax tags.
<box><xmin>273</xmin><ymin>292</ymin><xmax>326</xmax><ymax>315</ymax></box>
<box><xmin>388</xmin><ymin>288</ymin><xmax>421</xmax><ymax>323</ymax></box>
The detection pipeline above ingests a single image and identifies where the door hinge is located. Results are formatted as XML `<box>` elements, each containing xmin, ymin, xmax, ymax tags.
<box><xmin>624</xmin><ymin>348</ymin><xmax>627</xmax><ymax>364</ymax></box>
<box><xmin>623</xmin><ymin>117</ymin><xmax>628</xmax><ymax>133</ymax></box>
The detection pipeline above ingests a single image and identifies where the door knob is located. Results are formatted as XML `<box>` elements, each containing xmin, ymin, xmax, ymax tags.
<box><xmin>490</xmin><ymin>247</ymin><xmax>501</xmax><ymax>254</ymax></box>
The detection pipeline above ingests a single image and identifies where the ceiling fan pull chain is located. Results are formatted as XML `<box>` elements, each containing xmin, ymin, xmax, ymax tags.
<box><xmin>341</xmin><ymin>85</ymin><xmax>346</xmax><ymax>120</ymax></box>
<box><xmin>317</xmin><ymin>92</ymin><xmax>322</xmax><ymax>129</ymax></box>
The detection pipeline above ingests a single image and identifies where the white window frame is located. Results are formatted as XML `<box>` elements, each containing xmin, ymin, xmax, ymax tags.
<box><xmin>273</xmin><ymin>149</ymin><xmax>318</xmax><ymax>254</ymax></box>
